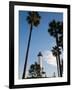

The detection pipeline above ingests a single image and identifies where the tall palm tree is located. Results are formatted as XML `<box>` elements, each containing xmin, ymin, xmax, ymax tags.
<box><xmin>48</xmin><ymin>20</ymin><xmax>62</xmax><ymax>77</ymax></box>
<box><xmin>22</xmin><ymin>12</ymin><xmax>41</xmax><ymax>79</ymax></box>
<box><xmin>51</xmin><ymin>46</ymin><xmax>61</xmax><ymax>77</ymax></box>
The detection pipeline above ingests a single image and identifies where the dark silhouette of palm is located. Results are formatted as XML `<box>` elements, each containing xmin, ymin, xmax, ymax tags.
<box><xmin>22</xmin><ymin>12</ymin><xmax>41</xmax><ymax>79</ymax></box>
<box><xmin>59</xmin><ymin>35</ymin><xmax>63</xmax><ymax>49</ymax></box>
<box><xmin>51</xmin><ymin>46</ymin><xmax>61</xmax><ymax>77</ymax></box>
<box><xmin>58</xmin><ymin>22</ymin><xmax>63</xmax><ymax>49</ymax></box>
<box><xmin>60</xmin><ymin>59</ymin><xmax>63</xmax><ymax>75</ymax></box>
<box><xmin>48</xmin><ymin>20</ymin><xmax>62</xmax><ymax>77</ymax></box>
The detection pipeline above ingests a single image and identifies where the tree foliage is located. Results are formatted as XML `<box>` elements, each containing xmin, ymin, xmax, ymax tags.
<box><xmin>28</xmin><ymin>62</ymin><xmax>42</xmax><ymax>78</ymax></box>
<box><xmin>27</xmin><ymin>12</ymin><xmax>41</xmax><ymax>27</ymax></box>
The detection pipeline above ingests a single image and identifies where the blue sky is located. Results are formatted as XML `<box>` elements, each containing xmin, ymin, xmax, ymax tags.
<box><xmin>19</xmin><ymin>11</ymin><xmax>63</xmax><ymax>79</ymax></box>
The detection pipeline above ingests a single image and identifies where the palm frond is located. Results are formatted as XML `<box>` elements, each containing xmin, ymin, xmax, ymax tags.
<box><xmin>26</xmin><ymin>11</ymin><xmax>41</xmax><ymax>27</ymax></box>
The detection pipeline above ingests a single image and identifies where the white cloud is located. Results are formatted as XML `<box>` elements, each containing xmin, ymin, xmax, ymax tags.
<box><xmin>42</xmin><ymin>51</ymin><xmax>57</xmax><ymax>66</ymax></box>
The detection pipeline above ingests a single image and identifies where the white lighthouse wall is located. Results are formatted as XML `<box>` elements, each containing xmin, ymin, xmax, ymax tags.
<box><xmin>38</xmin><ymin>56</ymin><xmax>43</xmax><ymax>69</ymax></box>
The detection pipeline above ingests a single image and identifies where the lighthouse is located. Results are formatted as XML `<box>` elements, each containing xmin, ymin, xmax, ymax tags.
<box><xmin>37</xmin><ymin>52</ymin><xmax>43</xmax><ymax>76</ymax></box>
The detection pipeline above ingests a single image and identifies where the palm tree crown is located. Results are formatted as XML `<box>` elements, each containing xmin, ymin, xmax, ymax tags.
<box><xmin>51</xmin><ymin>46</ymin><xmax>61</xmax><ymax>56</ymax></box>
<box><xmin>27</xmin><ymin>12</ymin><xmax>41</xmax><ymax>27</ymax></box>
<box><xmin>48</xmin><ymin>20</ymin><xmax>61</xmax><ymax>37</ymax></box>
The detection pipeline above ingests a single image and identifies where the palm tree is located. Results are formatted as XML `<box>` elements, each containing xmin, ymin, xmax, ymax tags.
<box><xmin>48</xmin><ymin>20</ymin><xmax>62</xmax><ymax>77</ymax></box>
<box><xmin>22</xmin><ymin>12</ymin><xmax>41</xmax><ymax>79</ymax></box>
<box><xmin>51</xmin><ymin>46</ymin><xmax>61</xmax><ymax>77</ymax></box>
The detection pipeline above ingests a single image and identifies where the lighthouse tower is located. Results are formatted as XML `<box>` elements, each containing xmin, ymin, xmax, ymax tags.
<box><xmin>37</xmin><ymin>52</ymin><xmax>43</xmax><ymax>76</ymax></box>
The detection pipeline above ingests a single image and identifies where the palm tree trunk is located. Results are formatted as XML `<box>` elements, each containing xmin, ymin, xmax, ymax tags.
<box><xmin>61</xmin><ymin>60</ymin><xmax>63</xmax><ymax>76</ymax></box>
<box><xmin>58</xmin><ymin>53</ymin><xmax>62</xmax><ymax>77</ymax></box>
<box><xmin>22</xmin><ymin>24</ymin><xmax>32</xmax><ymax>79</ymax></box>
<box><xmin>56</xmin><ymin>34</ymin><xmax>62</xmax><ymax>77</ymax></box>
<box><xmin>56</xmin><ymin>56</ymin><xmax>60</xmax><ymax>77</ymax></box>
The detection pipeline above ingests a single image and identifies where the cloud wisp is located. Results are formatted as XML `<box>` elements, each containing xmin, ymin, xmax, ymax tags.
<box><xmin>42</xmin><ymin>51</ymin><xmax>57</xmax><ymax>66</ymax></box>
